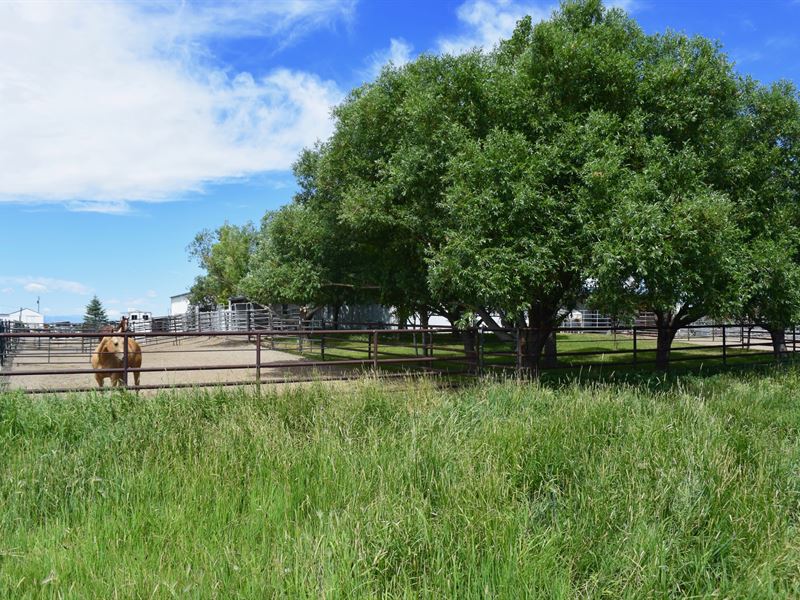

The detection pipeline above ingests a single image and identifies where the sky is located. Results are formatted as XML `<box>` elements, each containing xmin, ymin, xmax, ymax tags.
<box><xmin>0</xmin><ymin>0</ymin><xmax>799</xmax><ymax>322</ymax></box>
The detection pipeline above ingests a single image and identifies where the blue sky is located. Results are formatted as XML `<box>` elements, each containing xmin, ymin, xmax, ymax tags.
<box><xmin>1</xmin><ymin>0</ymin><xmax>798</xmax><ymax>321</ymax></box>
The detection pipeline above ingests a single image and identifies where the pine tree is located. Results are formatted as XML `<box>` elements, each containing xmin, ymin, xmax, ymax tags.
<box><xmin>84</xmin><ymin>295</ymin><xmax>108</xmax><ymax>330</ymax></box>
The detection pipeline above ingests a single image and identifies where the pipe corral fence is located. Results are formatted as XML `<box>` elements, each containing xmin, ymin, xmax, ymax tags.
<box><xmin>0</xmin><ymin>322</ymin><xmax>794</xmax><ymax>394</ymax></box>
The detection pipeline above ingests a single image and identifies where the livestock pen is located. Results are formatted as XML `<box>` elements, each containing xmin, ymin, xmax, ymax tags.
<box><xmin>0</xmin><ymin>323</ymin><xmax>791</xmax><ymax>394</ymax></box>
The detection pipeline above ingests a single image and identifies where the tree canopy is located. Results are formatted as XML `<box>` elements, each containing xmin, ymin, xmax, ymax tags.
<box><xmin>187</xmin><ymin>223</ymin><xmax>258</xmax><ymax>308</ymax></box>
<box><xmin>187</xmin><ymin>0</ymin><xmax>800</xmax><ymax>369</ymax></box>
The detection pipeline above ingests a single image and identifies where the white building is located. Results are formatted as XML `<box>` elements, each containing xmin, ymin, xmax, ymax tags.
<box><xmin>0</xmin><ymin>308</ymin><xmax>44</xmax><ymax>327</ymax></box>
<box><xmin>170</xmin><ymin>292</ymin><xmax>191</xmax><ymax>316</ymax></box>
<box><xmin>127</xmin><ymin>310</ymin><xmax>153</xmax><ymax>332</ymax></box>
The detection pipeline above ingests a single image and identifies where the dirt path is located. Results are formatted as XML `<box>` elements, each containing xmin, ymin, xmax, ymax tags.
<box><xmin>2</xmin><ymin>335</ymin><xmax>317</xmax><ymax>392</ymax></box>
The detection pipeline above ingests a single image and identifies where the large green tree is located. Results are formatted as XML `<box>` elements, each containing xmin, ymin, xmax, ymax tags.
<box><xmin>429</xmin><ymin>2</ymin><xmax>649</xmax><ymax>368</ymax></box>
<box><xmin>728</xmin><ymin>82</ymin><xmax>800</xmax><ymax>356</ymax></box>
<box><xmin>578</xmin><ymin>13</ymin><xmax>749</xmax><ymax>368</ymax></box>
<box><xmin>232</xmin><ymin>0</ymin><xmax>796</xmax><ymax>373</ymax></box>
<box><xmin>310</xmin><ymin>51</ymin><xmax>492</xmax><ymax>330</ymax></box>
<box><xmin>187</xmin><ymin>222</ymin><xmax>257</xmax><ymax>308</ymax></box>
<box><xmin>240</xmin><ymin>149</ymin><xmax>382</xmax><ymax>324</ymax></box>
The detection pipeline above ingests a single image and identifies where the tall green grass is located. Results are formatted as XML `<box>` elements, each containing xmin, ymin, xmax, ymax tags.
<box><xmin>2</xmin><ymin>371</ymin><xmax>800</xmax><ymax>598</ymax></box>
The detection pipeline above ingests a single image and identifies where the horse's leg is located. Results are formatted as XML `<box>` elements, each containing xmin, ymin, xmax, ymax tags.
<box><xmin>95</xmin><ymin>373</ymin><xmax>104</xmax><ymax>388</ymax></box>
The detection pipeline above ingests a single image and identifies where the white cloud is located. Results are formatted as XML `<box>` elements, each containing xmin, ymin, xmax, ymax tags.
<box><xmin>366</xmin><ymin>38</ymin><xmax>414</xmax><ymax>78</ymax></box>
<box><xmin>0</xmin><ymin>1</ymin><xmax>350</xmax><ymax>211</ymax></box>
<box><xmin>1</xmin><ymin>288</ymin><xmax>13</xmax><ymax>294</ymax></box>
<box><xmin>146</xmin><ymin>1</ymin><xmax>357</xmax><ymax>47</ymax></box>
<box><xmin>0</xmin><ymin>277</ymin><xmax>92</xmax><ymax>295</ymax></box>
<box><xmin>23</xmin><ymin>283</ymin><xmax>48</xmax><ymax>293</ymax></box>
<box><xmin>438</xmin><ymin>0</ymin><xmax>636</xmax><ymax>55</ymax></box>
<box><xmin>438</xmin><ymin>0</ymin><xmax>555</xmax><ymax>54</ymax></box>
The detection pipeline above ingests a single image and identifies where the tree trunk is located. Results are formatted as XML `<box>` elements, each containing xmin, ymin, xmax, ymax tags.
<box><xmin>655</xmin><ymin>322</ymin><xmax>678</xmax><ymax>370</ymax></box>
<box><xmin>299</xmin><ymin>305</ymin><xmax>323</xmax><ymax>327</ymax></box>
<box><xmin>438</xmin><ymin>305</ymin><xmax>464</xmax><ymax>336</ymax></box>
<box><xmin>768</xmin><ymin>327</ymin><xmax>788</xmax><ymax>359</ymax></box>
<box><xmin>542</xmin><ymin>331</ymin><xmax>558</xmax><ymax>369</ymax></box>
<box><xmin>520</xmin><ymin>326</ymin><xmax>554</xmax><ymax>373</ymax></box>
<box><xmin>420</xmin><ymin>309</ymin><xmax>430</xmax><ymax>357</ymax></box>
<box><xmin>332</xmin><ymin>304</ymin><xmax>341</xmax><ymax>330</ymax></box>
<box><xmin>461</xmin><ymin>328</ymin><xmax>477</xmax><ymax>373</ymax></box>
<box><xmin>396</xmin><ymin>307</ymin><xmax>410</xmax><ymax>329</ymax></box>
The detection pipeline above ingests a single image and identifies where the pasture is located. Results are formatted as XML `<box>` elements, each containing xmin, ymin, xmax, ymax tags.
<box><xmin>2</xmin><ymin>370</ymin><xmax>800</xmax><ymax>597</ymax></box>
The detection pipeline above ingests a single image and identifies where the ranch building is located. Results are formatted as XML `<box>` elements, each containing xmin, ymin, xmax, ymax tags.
<box><xmin>0</xmin><ymin>307</ymin><xmax>44</xmax><ymax>327</ymax></box>
<box><xmin>170</xmin><ymin>292</ymin><xmax>191</xmax><ymax>316</ymax></box>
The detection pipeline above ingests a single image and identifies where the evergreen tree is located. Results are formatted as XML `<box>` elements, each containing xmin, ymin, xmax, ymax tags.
<box><xmin>84</xmin><ymin>295</ymin><xmax>108</xmax><ymax>330</ymax></box>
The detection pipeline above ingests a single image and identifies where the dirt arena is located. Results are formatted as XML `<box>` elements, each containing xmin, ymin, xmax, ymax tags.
<box><xmin>0</xmin><ymin>335</ymin><xmax>325</xmax><ymax>393</ymax></box>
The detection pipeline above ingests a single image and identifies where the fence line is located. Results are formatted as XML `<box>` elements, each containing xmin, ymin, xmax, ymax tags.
<box><xmin>0</xmin><ymin>323</ymin><xmax>795</xmax><ymax>394</ymax></box>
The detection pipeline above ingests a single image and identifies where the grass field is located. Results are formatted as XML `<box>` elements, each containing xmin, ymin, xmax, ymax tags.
<box><xmin>3</xmin><ymin>370</ymin><xmax>800</xmax><ymax>597</ymax></box>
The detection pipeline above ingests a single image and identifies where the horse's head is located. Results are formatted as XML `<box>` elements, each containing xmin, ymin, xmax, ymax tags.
<box><xmin>117</xmin><ymin>316</ymin><xmax>129</xmax><ymax>332</ymax></box>
<box><xmin>104</xmin><ymin>335</ymin><xmax>127</xmax><ymax>361</ymax></box>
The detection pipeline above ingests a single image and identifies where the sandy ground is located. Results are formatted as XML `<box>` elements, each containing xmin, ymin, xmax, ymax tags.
<box><xmin>0</xmin><ymin>335</ymin><xmax>327</xmax><ymax>393</ymax></box>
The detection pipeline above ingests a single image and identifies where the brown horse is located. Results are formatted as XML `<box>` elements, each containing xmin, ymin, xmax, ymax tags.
<box><xmin>91</xmin><ymin>316</ymin><xmax>142</xmax><ymax>388</ymax></box>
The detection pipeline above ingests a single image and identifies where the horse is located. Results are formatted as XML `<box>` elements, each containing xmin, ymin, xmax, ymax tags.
<box><xmin>91</xmin><ymin>316</ymin><xmax>142</xmax><ymax>388</ymax></box>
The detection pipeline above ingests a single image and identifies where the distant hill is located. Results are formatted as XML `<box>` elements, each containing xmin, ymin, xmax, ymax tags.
<box><xmin>44</xmin><ymin>315</ymin><xmax>83</xmax><ymax>324</ymax></box>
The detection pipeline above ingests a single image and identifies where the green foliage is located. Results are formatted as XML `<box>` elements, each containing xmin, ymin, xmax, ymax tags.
<box><xmin>239</xmin><ymin>149</ymin><xmax>382</xmax><ymax>312</ymax></box>
<box><xmin>239</xmin><ymin>205</ymin><xmax>326</xmax><ymax>307</ymax></box>
<box><xmin>319</xmin><ymin>51</ymin><xmax>492</xmax><ymax>317</ymax></box>
<box><xmin>187</xmin><ymin>222</ymin><xmax>257</xmax><ymax>308</ymax></box>
<box><xmin>83</xmin><ymin>295</ymin><xmax>108</xmax><ymax>330</ymax></box>
<box><xmin>430</xmin><ymin>113</ymin><xmax>629</xmax><ymax>322</ymax></box>
<box><xmin>4</xmin><ymin>372</ymin><xmax>800</xmax><ymax>596</ymax></box>
<box><xmin>428</xmin><ymin>0</ymin><xmax>653</xmax><ymax>351</ymax></box>
<box><xmin>741</xmin><ymin>238</ymin><xmax>800</xmax><ymax>329</ymax></box>
<box><xmin>592</xmin><ymin>155</ymin><xmax>745</xmax><ymax>323</ymax></box>
<box><xmin>190</xmin><ymin>0</ymin><xmax>800</xmax><ymax>363</ymax></box>
<box><xmin>728</xmin><ymin>81</ymin><xmax>800</xmax><ymax>329</ymax></box>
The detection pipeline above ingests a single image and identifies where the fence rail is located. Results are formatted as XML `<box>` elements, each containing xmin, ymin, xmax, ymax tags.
<box><xmin>0</xmin><ymin>323</ymin><xmax>793</xmax><ymax>394</ymax></box>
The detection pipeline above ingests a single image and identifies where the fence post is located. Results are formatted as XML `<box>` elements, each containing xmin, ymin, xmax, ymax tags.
<box><xmin>793</xmin><ymin>326</ymin><xmax>797</xmax><ymax>358</ymax></box>
<box><xmin>632</xmin><ymin>325</ymin><xmax>638</xmax><ymax>367</ymax></box>
<box><xmin>722</xmin><ymin>325</ymin><xmax>727</xmax><ymax>366</ymax></box>
<box><xmin>515</xmin><ymin>328</ymin><xmax>522</xmax><ymax>377</ymax></box>
<box><xmin>478</xmin><ymin>328</ymin><xmax>484</xmax><ymax>376</ymax></box>
<box><xmin>372</xmin><ymin>330</ymin><xmax>379</xmax><ymax>371</ymax></box>
<box><xmin>123</xmin><ymin>331</ymin><xmax>129</xmax><ymax>387</ymax></box>
<box><xmin>321</xmin><ymin>333</ymin><xmax>326</xmax><ymax>361</ymax></box>
<box><xmin>255</xmin><ymin>333</ymin><xmax>261</xmax><ymax>387</ymax></box>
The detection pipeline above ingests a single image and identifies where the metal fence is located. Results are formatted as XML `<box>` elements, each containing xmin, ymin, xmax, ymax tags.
<box><xmin>0</xmin><ymin>319</ymin><xmax>23</xmax><ymax>368</ymax></box>
<box><xmin>0</xmin><ymin>323</ymin><xmax>794</xmax><ymax>394</ymax></box>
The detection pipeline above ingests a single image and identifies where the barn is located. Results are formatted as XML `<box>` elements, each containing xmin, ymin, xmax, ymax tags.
<box><xmin>0</xmin><ymin>307</ymin><xmax>44</xmax><ymax>327</ymax></box>
<box><xmin>170</xmin><ymin>292</ymin><xmax>190</xmax><ymax>316</ymax></box>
